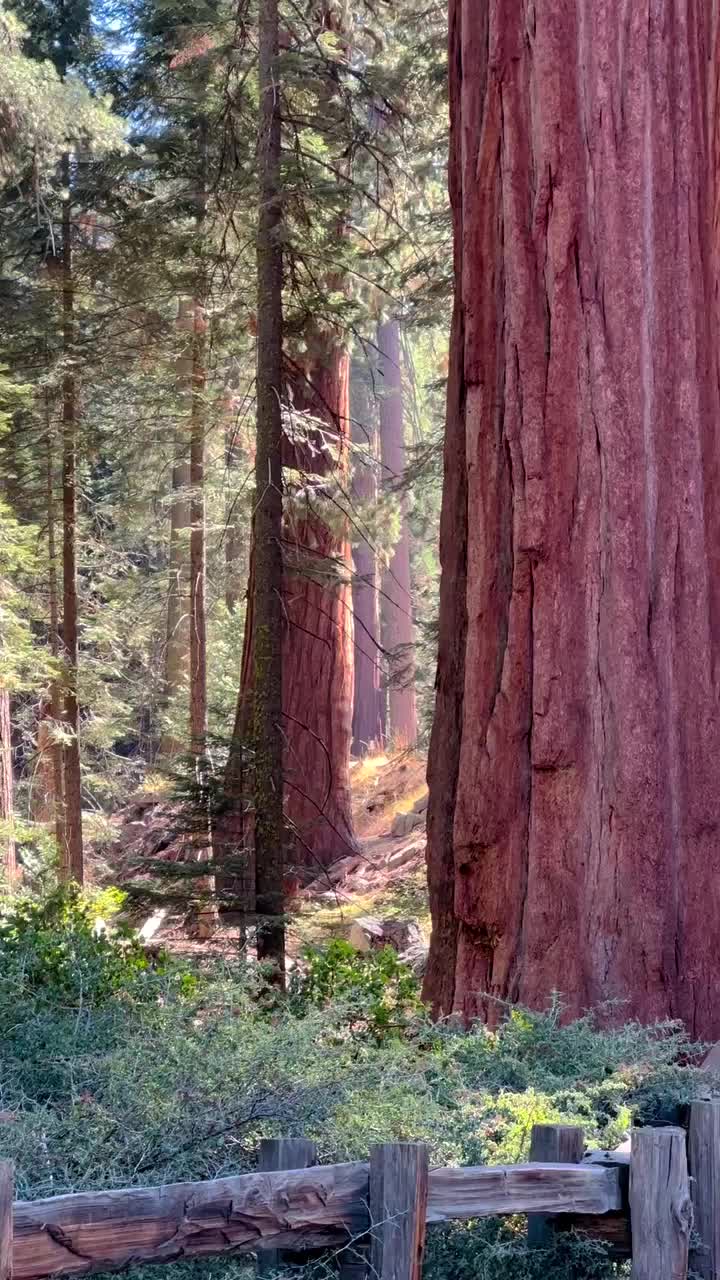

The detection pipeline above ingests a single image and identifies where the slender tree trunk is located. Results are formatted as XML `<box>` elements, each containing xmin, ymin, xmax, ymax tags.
<box><xmin>188</xmin><ymin>298</ymin><xmax>218</xmax><ymax>938</ymax></box>
<box><xmin>60</xmin><ymin>156</ymin><xmax>83</xmax><ymax>884</ymax></box>
<box><xmin>254</xmin><ymin>0</ymin><xmax>285</xmax><ymax>976</ymax></box>
<box><xmin>424</xmin><ymin>0</ymin><xmax>720</xmax><ymax>1040</ymax></box>
<box><xmin>377</xmin><ymin>318</ymin><xmax>417</xmax><ymax>749</ymax></box>
<box><xmin>46</xmin><ymin>408</ymin><xmax>67</xmax><ymax>864</ymax></box>
<box><xmin>224</xmin><ymin>392</ymin><xmax>243</xmax><ymax>613</ymax></box>
<box><xmin>0</xmin><ymin>687</ymin><xmax>15</xmax><ymax>884</ymax></box>
<box><xmin>350</xmin><ymin>358</ymin><xmax>384</xmax><ymax>755</ymax></box>
<box><xmin>159</xmin><ymin>301</ymin><xmax>193</xmax><ymax>760</ymax></box>
<box><xmin>189</xmin><ymin>303</ymin><xmax>208</xmax><ymax>755</ymax></box>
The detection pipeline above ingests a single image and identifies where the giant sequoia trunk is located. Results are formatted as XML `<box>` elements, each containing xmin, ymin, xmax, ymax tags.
<box><xmin>281</xmin><ymin>344</ymin><xmax>357</xmax><ymax>871</ymax></box>
<box><xmin>424</xmin><ymin>1</ymin><xmax>720</xmax><ymax>1039</ymax></box>
<box><xmin>377</xmin><ymin>320</ymin><xmax>417</xmax><ymax>748</ymax></box>
<box><xmin>230</xmin><ymin>340</ymin><xmax>358</xmax><ymax>879</ymax></box>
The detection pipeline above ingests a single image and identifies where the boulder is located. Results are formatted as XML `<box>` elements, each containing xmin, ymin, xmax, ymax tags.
<box><xmin>387</xmin><ymin>839</ymin><xmax>424</xmax><ymax>870</ymax></box>
<box><xmin>390</xmin><ymin>809</ymin><xmax>424</xmax><ymax>838</ymax></box>
<box><xmin>347</xmin><ymin>916</ymin><xmax>423</xmax><ymax>954</ymax></box>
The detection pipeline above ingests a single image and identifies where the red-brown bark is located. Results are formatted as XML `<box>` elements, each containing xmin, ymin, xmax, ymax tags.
<box><xmin>424</xmin><ymin>0</ymin><xmax>720</xmax><ymax>1039</ymax></box>
<box><xmin>230</xmin><ymin>340</ymin><xmax>358</xmax><ymax>877</ymax></box>
<box><xmin>350</xmin><ymin>360</ymin><xmax>384</xmax><ymax>755</ymax></box>
<box><xmin>281</xmin><ymin>342</ymin><xmax>357</xmax><ymax>871</ymax></box>
<box><xmin>377</xmin><ymin>319</ymin><xmax>417</xmax><ymax>748</ymax></box>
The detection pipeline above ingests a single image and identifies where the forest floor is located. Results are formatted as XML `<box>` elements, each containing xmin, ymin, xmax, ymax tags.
<box><xmin>98</xmin><ymin>749</ymin><xmax>430</xmax><ymax>964</ymax></box>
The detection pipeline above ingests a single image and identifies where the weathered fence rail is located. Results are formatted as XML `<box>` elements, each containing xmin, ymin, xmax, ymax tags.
<box><xmin>3</xmin><ymin>1100</ymin><xmax>720</xmax><ymax>1280</ymax></box>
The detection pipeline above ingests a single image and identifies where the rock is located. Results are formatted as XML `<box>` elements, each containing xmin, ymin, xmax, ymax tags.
<box><xmin>412</xmin><ymin>791</ymin><xmax>429</xmax><ymax>814</ymax></box>
<box><xmin>348</xmin><ymin>916</ymin><xmax>423</xmax><ymax>954</ymax></box>
<box><xmin>702</xmin><ymin>1042</ymin><xmax>720</xmax><ymax>1072</ymax></box>
<box><xmin>401</xmin><ymin>940</ymin><xmax>429</xmax><ymax>977</ymax></box>
<box><xmin>387</xmin><ymin>839</ymin><xmax>424</xmax><ymax>869</ymax></box>
<box><xmin>381</xmin><ymin>919</ymin><xmax>423</xmax><ymax>951</ymax></box>
<box><xmin>390</xmin><ymin>809</ymin><xmax>424</xmax><ymax>838</ymax></box>
<box><xmin>137</xmin><ymin>908</ymin><xmax>168</xmax><ymax>942</ymax></box>
<box><xmin>128</xmin><ymin>792</ymin><xmax>162</xmax><ymax>812</ymax></box>
<box><xmin>348</xmin><ymin>916</ymin><xmax>385</xmax><ymax>951</ymax></box>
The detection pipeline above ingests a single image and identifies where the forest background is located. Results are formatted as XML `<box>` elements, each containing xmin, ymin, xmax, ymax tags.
<box><xmin>1</xmin><ymin>4</ymin><xmax>718</xmax><ymax>1280</ymax></box>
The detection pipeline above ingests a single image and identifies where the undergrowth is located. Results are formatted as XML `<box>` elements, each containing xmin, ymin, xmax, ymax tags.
<box><xmin>0</xmin><ymin>887</ymin><xmax>713</xmax><ymax>1280</ymax></box>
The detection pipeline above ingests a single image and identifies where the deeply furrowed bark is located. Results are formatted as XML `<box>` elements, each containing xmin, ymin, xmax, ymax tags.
<box><xmin>281</xmin><ymin>344</ymin><xmax>357</xmax><ymax>871</ymax></box>
<box><xmin>424</xmin><ymin>0</ymin><xmax>720</xmax><ymax>1039</ymax></box>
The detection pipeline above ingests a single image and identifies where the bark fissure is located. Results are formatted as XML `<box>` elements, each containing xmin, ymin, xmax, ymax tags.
<box><xmin>425</xmin><ymin>0</ymin><xmax>720</xmax><ymax>1035</ymax></box>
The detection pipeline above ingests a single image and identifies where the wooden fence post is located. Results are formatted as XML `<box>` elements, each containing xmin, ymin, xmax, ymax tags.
<box><xmin>527</xmin><ymin>1123</ymin><xmax>584</xmax><ymax>1247</ymax></box>
<box><xmin>630</xmin><ymin>1126</ymin><xmax>692</xmax><ymax>1280</ymax></box>
<box><xmin>0</xmin><ymin>1161</ymin><xmax>12</xmax><ymax>1280</ymax></box>
<box><xmin>689</xmin><ymin>1100</ymin><xmax>720</xmax><ymax>1279</ymax></box>
<box><xmin>257</xmin><ymin>1138</ymin><xmax>317</xmax><ymax>1275</ymax></box>
<box><xmin>370</xmin><ymin>1143</ymin><xmax>429</xmax><ymax>1280</ymax></box>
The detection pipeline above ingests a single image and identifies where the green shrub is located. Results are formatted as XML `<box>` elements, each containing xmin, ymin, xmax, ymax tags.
<box><xmin>289</xmin><ymin>939</ymin><xmax>421</xmax><ymax>1038</ymax></box>
<box><xmin>0</xmin><ymin>884</ymin><xmax>161</xmax><ymax>1004</ymax></box>
<box><xmin>423</xmin><ymin>1221</ymin><xmax>625</xmax><ymax>1280</ymax></box>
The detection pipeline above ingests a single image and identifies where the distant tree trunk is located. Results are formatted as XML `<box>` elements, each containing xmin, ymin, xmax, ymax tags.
<box><xmin>377</xmin><ymin>318</ymin><xmax>417</xmax><ymax>749</ymax></box>
<box><xmin>253</xmin><ymin>0</ymin><xmax>286</xmax><ymax>975</ymax></box>
<box><xmin>350</xmin><ymin>358</ymin><xmax>384</xmax><ymax>755</ymax></box>
<box><xmin>60</xmin><ymin>156</ymin><xmax>83</xmax><ymax>884</ymax></box>
<box><xmin>159</xmin><ymin>301</ymin><xmax>193</xmax><ymax>760</ymax></box>
<box><xmin>281</xmin><ymin>342</ymin><xmax>357</xmax><ymax>873</ymax></box>
<box><xmin>46</xmin><ymin>409</ymin><xmax>66</xmax><ymax>863</ymax></box>
<box><xmin>424</xmin><ymin>0</ymin><xmax>720</xmax><ymax>1040</ymax></box>
<box><xmin>224</xmin><ymin>391</ymin><xmax>243</xmax><ymax>613</ymax></box>
<box><xmin>188</xmin><ymin>297</ymin><xmax>217</xmax><ymax>938</ymax></box>
<box><xmin>189</xmin><ymin>301</ymin><xmax>208</xmax><ymax>756</ymax></box>
<box><xmin>0</xmin><ymin>687</ymin><xmax>15</xmax><ymax>884</ymax></box>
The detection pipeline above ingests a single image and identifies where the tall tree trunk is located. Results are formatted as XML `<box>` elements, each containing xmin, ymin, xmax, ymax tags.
<box><xmin>254</xmin><ymin>0</ymin><xmax>285</xmax><ymax>975</ymax></box>
<box><xmin>224</xmin><ymin>391</ymin><xmax>243</xmax><ymax>613</ymax></box>
<box><xmin>281</xmin><ymin>343</ymin><xmax>357</xmax><ymax>873</ymax></box>
<box><xmin>189</xmin><ymin>302</ymin><xmax>208</xmax><ymax>756</ymax></box>
<box><xmin>377</xmin><ymin>318</ymin><xmax>417</xmax><ymax>749</ymax></box>
<box><xmin>60</xmin><ymin>156</ymin><xmax>83</xmax><ymax>884</ymax></box>
<box><xmin>0</xmin><ymin>686</ymin><xmax>15</xmax><ymax>884</ymax></box>
<box><xmin>188</xmin><ymin>298</ymin><xmax>218</xmax><ymax>938</ymax></box>
<box><xmin>159</xmin><ymin>301</ymin><xmax>193</xmax><ymax>759</ymax></box>
<box><xmin>350</xmin><ymin>358</ymin><xmax>384</xmax><ymax>755</ymax></box>
<box><xmin>46</xmin><ymin>408</ymin><xmax>67</xmax><ymax>863</ymax></box>
<box><xmin>424</xmin><ymin>0</ymin><xmax>720</xmax><ymax>1040</ymax></box>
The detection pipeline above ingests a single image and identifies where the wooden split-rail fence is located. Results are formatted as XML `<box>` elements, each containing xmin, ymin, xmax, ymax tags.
<box><xmin>4</xmin><ymin>1101</ymin><xmax>720</xmax><ymax>1279</ymax></box>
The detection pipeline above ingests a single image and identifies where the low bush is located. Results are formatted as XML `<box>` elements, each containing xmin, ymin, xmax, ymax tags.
<box><xmin>289</xmin><ymin>938</ymin><xmax>421</xmax><ymax>1037</ymax></box>
<box><xmin>0</xmin><ymin>898</ymin><xmax>712</xmax><ymax>1279</ymax></box>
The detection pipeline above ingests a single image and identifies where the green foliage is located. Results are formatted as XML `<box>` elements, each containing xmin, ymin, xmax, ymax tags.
<box><xmin>424</xmin><ymin>1221</ymin><xmax>623</xmax><ymax>1280</ymax></box>
<box><xmin>0</xmin><ymin>892</ymin><xmax>712</xmax><ymax>1280</ymax></box>
<box><xmin>0</xmin><ymin>883</ymin><xmax>162</xmax><ymax>1003</ymax></box>
<box><xmin>0</xmin><ymin>3</ymin><xmax>123</xmax><ymax>181</ymax></box>
<box><xmin>289</xmin><ymin>938</ymin><xmax>421</xmax><ymax>1037</ymax></box>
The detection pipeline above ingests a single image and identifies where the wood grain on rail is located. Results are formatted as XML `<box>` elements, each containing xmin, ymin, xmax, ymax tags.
<box><xmin>12</xmin><ymin>1160</ymin><xmax>623</xmax><ymax>1279</ymax></box>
